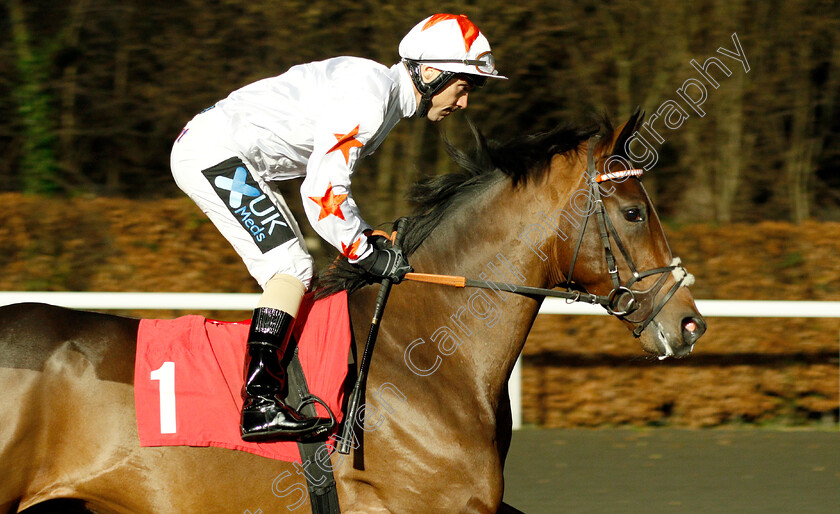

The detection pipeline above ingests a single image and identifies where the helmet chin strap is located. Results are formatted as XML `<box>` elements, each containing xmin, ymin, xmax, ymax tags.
<box><xmin>416</xmin><ymin>95</ymin><xmax>433</xmax><ymax>119</ymax></box>
<box><xmin>403</xmin><ymin>59</ymin><xmax>455</xmax><ymax>118</ymax></box>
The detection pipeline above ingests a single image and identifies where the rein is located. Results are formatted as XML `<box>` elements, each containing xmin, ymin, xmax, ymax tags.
<box><xmin>405</xmin><ymin>272</ymin><xmax>612</xmax><ymax>307</ymax></box>
<box><xmin>404</xmin><ymin>136</ymin><xmax>694</xmax><ymax>338</ymax></box>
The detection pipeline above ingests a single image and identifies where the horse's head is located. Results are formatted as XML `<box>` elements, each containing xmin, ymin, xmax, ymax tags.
<box><xmin>547</xmin><ymin>110</ymin><xmax>706</xmax><ymax>358</ymax></box>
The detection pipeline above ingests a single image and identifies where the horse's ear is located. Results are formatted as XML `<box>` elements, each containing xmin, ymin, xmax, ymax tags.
<box><xmin>611</xmin><ymin>106</ymin><xmax>644</xmax><ymax>158</ymax></box>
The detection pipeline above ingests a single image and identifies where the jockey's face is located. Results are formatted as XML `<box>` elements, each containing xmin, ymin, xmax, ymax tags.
<box><xmin>421</xmin><ymin>66</ymin><xmax>475</xmax><ymax>122</ymax></box>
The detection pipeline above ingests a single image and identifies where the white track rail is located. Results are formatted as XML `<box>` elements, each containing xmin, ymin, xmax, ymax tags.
<box><xmin>2</xmin><ymin>293</ymin><xmax>840</xmax><ymax>318</ymax></box>
<box><xmin>2</xmin><ymin>293</ymin><xmax>838</xmax><ymax>430</ymax></box>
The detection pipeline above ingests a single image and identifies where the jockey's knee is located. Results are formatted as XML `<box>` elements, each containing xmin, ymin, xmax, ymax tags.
<box><xmin>257</xmin><ymin>273</ymin><xmax>307</xmax><ymax>316</ymax></box>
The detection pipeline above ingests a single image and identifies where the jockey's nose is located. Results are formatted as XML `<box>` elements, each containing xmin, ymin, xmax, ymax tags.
<box><xmin>457</xmin><ymin>94</ymin><xmax>468</xmax><ymax>109</ymax></box>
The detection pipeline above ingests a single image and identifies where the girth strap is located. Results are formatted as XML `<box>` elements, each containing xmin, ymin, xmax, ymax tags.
<box><xmin>285</xmin><ymin>347</ymin><xmax>341</xmax><ymax>514</ymax></box>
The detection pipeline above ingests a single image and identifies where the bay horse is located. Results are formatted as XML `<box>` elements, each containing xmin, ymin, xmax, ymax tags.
<box><xmin>0</xmin><ymin>111</ymin><xmax>705</xmax><ymax>513</ymax></box>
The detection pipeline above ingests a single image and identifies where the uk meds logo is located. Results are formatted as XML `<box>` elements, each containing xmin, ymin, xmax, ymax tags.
<box><xmin>214</xmin><ymin>166</ymin><xmax>261</xmax><ymax>208</ymax></box>
<box><xmin>202</xmin><ymin>157</ymin><xmax>296</xmax><ymax>253</ymax></box>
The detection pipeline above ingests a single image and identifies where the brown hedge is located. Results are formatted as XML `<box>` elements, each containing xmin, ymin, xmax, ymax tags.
<box><xmin>1</xmin><ymin>193</ymin><xmax>837</xmax><ymax>427</ymax></box>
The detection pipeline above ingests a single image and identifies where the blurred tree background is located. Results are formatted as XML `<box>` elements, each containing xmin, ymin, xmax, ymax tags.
<box><xmin>2</xmin><ymin>0</ymin><xmax>839</xmax><ymax>225</ymax></box>
<box><xmin>1</xmin><ymin>0</ymin><xmax>838</xmax><ymax>428</ymax></box>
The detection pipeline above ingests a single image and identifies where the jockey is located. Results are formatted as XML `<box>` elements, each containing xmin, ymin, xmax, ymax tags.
<box><xmin>170</xmin><ymin>13</ymin><xmax>506</xmax><ymax>442</ymax></box>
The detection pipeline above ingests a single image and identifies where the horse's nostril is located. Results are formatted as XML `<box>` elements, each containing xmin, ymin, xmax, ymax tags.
<box><xmin>681</xmin><ymin>316</ymin><xmax>706</xmax><ymax>344</ymax></box>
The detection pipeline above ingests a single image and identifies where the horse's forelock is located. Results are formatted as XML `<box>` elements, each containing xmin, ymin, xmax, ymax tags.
<box><xmin>600</xmin><ymin>107</ymin><xmax>644</xmax><ymax>161</ymax></box>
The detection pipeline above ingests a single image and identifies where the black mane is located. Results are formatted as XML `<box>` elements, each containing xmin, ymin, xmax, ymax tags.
<box><xmin>316</xmin><ymin>119</ymin><xmax>603</xmax><ymax>297</ymax></box>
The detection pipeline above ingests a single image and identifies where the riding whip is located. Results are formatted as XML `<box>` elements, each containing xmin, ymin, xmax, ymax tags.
<box><xmin>337</xmin><ymin>218</ymin><xmax>408</xmax><ymax>455</ymax></box>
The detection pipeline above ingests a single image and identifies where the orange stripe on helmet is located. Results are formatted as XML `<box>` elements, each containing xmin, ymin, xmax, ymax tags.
<box><xmin>422</xmin><ymin>13</ymin><xmax>480</xmax><ymax>52</ymax></box>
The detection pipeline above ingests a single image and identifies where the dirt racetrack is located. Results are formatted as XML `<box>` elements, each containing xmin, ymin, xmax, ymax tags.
<box><xmin>503</xmin><ymin>428</ymin><xmax>840</xmax><ymax>513</ymax></box>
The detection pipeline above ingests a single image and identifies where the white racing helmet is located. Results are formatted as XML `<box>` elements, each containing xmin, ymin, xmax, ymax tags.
<box><xmin>399</xmin><ymin>13</ymin><xmax>506</xmax><ymax>117</ymax></box>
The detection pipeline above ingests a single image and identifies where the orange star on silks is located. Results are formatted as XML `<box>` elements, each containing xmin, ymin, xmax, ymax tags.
<box><xmin>341</xmin><ymin>237</ymin><xmax>363</xmax><ymax>260</ymax></box>
<box><xmin>308</xmin><ymin>182</ymin><xmax>348</xmax><ymax>221</ymax></box>
<box><xmin>327</xmin><ymin>125</ymin><xmax>364</xmax><ymax>164</ymax></box>
<box><xmin>422</xmin><ymin>14</ymin><xmax>480</xmax><ymax>52</ymax></box>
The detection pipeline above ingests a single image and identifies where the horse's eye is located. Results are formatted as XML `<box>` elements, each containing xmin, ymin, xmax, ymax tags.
<box><xmin>623</xmin><ymin>208</ymin><xmax>644</xmax><ymax>222</ymax></box>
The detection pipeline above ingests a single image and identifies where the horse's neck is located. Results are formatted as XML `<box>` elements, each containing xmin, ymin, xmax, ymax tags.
<box><xmin>404</xmin><ymin>177</ymin><xmax>559</xmax><ymax>396</ymax></box>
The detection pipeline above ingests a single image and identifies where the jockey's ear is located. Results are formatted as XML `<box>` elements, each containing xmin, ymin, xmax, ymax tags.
<box><xmin>612</xmin><ymin>107</ymin><xmax>644</xmax><ymax>159</ymax></box>
<box><xmin>420</xmin><ymin>65</ymin><xmax>442</xmax><ymax>83</ymax></box>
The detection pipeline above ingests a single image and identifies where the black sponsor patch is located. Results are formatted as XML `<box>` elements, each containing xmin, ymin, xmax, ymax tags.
<box><xmin>202</xmin><ymin>157</ymin><xmax>296</xmax><ymax>253</ymax></box>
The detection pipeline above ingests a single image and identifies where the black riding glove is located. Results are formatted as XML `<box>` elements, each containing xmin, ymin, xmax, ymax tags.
<box><xmin>355</xmin><ymin>245</ymin><xmax>413</xmax><ymax>283</ymax></box>
<box><xmin>367</xmin><ymin>234</ymin><xmax>392</xmax><ymax>251</ymax></box>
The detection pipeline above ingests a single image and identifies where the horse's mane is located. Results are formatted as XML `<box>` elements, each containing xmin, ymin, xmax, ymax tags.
<box><xmin>316</xmin><ymin>118</ymin><xmax>608</xmax><ymax>297</ymax></box>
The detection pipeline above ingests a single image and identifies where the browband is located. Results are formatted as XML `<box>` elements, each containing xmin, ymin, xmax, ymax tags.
<box><xmin>594</xmin><ymin>168</ymin><xmax>644</xmax><ymax>183</ymax></box>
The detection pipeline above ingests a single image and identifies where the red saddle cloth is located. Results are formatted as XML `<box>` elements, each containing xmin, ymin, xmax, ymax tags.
<box><xmin>134</xmin><ymin>291</ymin><xmax>349</xmax><ymax>463</ymax></box>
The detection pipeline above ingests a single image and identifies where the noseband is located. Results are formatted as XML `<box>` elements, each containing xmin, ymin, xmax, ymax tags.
<box><xmin>565</xmin><ymin>136</ymin><xmax>693</xmax><ymax>337</ymax></box>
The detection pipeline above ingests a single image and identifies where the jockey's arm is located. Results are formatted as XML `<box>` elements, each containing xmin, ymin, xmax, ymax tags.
<box><xmin>299</xmin><ymin>105</ymin><xmax>381</xmax><ymax>263</ymax></box>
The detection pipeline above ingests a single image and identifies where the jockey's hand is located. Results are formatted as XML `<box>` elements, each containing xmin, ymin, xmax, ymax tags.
<box><xmin>367</xmin><ymin>234</ymin><xmax>392</xmax><ymax>251</ymax></box>
<box><xmin>355</xmin><ymin>246</ymin><xmax>412</xmax><ymax>283</ymax></box>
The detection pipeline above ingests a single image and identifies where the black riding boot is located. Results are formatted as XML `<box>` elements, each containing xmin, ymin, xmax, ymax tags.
<box><xmin>240</xmin><ymin>307</ymin><xmax>329</xmax><ymax>441</ymax></box>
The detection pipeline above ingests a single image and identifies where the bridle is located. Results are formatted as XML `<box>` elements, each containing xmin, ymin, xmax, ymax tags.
<box><xmin>400</xmin><ymin>136</ymin><xmax>694</xmax><ymax>337</ymax></box>
<box><xmin>564</xmin><ymin>136</ymin><xmax>692</xmax><ymax>337</ymax></box>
